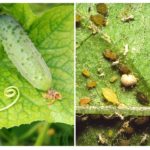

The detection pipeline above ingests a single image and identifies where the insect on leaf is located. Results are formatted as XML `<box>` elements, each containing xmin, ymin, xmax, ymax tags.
<box><xmin>102</xmin><ymin>88</ymin><xmax>120</xmax><ymax>105</ymax></box>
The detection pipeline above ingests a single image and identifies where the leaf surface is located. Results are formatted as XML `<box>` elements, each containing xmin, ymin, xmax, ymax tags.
<box><xmin>76</xmin><ymin>3</ymin><xmax>150</xmax><ymax>116</ymax></box>
<box><xmin>0</xmin><ymin>4</ymin><xmax>74</xmax><ymax>128</ymax></box>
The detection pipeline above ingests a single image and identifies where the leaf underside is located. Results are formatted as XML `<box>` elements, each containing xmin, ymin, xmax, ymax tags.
<box><xmin>76</xmin><ymin>3</ymin><xmax>150</xmax><ymax>116</ymax></box>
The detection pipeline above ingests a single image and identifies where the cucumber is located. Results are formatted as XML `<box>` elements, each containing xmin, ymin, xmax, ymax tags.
<box><xmin>0</xmin><ymin>15</ymin><xmax>52</xmax><ymax>91</ymax></box>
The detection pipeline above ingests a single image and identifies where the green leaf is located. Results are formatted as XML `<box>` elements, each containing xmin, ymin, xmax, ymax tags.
<box><xmin>76</xmin><ymin>3</ymin><xmax>150</xmax><ymax>116</ymax></box>
<box><xmin>0</xmin><ymin>4</ymin><xmax>74</xmax><ymax>128</ymax></box>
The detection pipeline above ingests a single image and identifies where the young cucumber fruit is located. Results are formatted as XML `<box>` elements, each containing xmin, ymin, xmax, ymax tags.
<box><xmin>0</xmin><ymin>15</ymin><xmax>52</xmax><ymax>91</ymax></box>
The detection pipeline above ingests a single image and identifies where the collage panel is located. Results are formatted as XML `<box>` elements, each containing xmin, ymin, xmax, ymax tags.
<box><xmin>76</xmin><ymin>3</ymin><xmax>150</xmax><ymax>146</ymax></box>
<box><xmin>0</xmin><ymin>3</ymin><xmax>74</xmax><ymax>146</ymax></box>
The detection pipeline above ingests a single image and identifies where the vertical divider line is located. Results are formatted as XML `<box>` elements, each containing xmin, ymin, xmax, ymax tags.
<box><xmin>74</xmin><ymin>2</ymin><xmax>77</xmax><ymax>146</ymax></box>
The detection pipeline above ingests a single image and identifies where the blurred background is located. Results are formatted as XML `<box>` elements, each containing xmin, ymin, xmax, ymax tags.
<box><xmin>0</xmin><ymin>121</ymin><xmax>74</xmax><ymax>146</ymax></box>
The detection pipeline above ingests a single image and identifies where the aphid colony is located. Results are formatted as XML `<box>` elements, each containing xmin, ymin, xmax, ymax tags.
<box><xmin>77</xmin><ymin>114</ymin><xmax>150</xmax><ymax>146</ymax></box>
<box><xmin>103</xmin><ymin>49</ymin><xmax>149</xmax><ymax>106</ymax></box>
<box><xmin>78</xmin><ymin>4</ymin><xmax>149</xmax><ymax>106</ymax></box>
<box><xmin>79</xmin><ymin>48</ymin><xmax>149</xmax><ymax>107</ymax></box>
<box><xmin>76</xmin><ymin>3</ymin><xmax>134</xmax><ymax>32</ymax></box>
<box><xmin>96</xmin><ymin>116</ymin><xmax>150</xmax><ymax>146</ymax></box>
<box><xmin>114</xmin><ymin>116</ymin><xmax>150</xmax><ymax>146</ymax></box>
<box><xmin>90</xmin><ymin>3</ymin><xmax>108</xmax><ymax>27</ymax></box>
<box><xmin>76</xmin><ymin>3</ymin><xmax>108</xmax><ymax>34</ymax></box>
<box><xmin>103</xmin><ymin>49</ymin><xmax>137</xmax><ymax>87</ymax></box>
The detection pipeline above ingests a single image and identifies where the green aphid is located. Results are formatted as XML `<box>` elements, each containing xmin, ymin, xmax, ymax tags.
<box><xmin>110</xmin><ymin>76</ymin><xmax>118</xmax><ymax>83</ymax></box>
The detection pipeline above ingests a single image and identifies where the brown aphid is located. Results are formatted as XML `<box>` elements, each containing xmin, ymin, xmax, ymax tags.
<box><xmin>90</xmin><ymin>14</ymin><xmax>106</xmax><ymax>27</ymax></box>
<box><xmin>82</xmin><ymin>68</ymin><xmax>90</xmax><ymax>78</ymax></box>
<box><xmin>136</xmin><ymin>92</ymin><xmax>149</xmax><ymax>105</ymax></box>
<box><xmin>133</xmin><ymin>117</ymin><xmax>149</xmax><ymax>126</ymax></box>
<box><xmin>119</xmin><ymin>121</ymin><xmax>134</xmax><ymax>136</ymax></box>
<box><xmin>79</xmin><ymin>97</ymin><xmax>91</xmax><ymax>106</ymax></box>
<box><xmin>96</xmin><ymin>3</ymin><xmax>108</xmax><ymax>16</ymax></box>
<box><xmin>76</xmin><ymin>14</ymin><xmax>82</xmax><ymax>27</ymax></box>
<box><xmin>118</xmin><ymin>63</ymin><xmax>131</xmax><ymax>74</ymax></box>
<box><xmin>87</xmin><ymin>80</ymin><xmax>97</xmax><ymax>89</ymax></box>
<box><xmin>124</xmin><ymin>126</ymin><xmax>135</xmax><ymax>135</ymax></box>
<box><xmin>103</xmin><ymin>49</ymin><xmax>118</xmax><ymax>61</ymax></box>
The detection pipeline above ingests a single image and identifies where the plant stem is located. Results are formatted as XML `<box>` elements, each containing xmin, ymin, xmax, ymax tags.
<box><xmin>34</xmin><ymin>122</ymin><xmax>49</xmax><ymax>146</ymax></box>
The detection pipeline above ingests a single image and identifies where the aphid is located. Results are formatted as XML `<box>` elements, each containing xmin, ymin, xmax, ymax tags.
<box><xmin>118</xmin><ymin>63</ymin><xmax>131</xmax><ymax>74</ymax></box>
<box><xmin>103</xmin><ymin>50</ymin><xmax>118</xmax><ymax>61</ymax></box>
<box><xmin>123</xmin><ymin>126</ymin><xmax>134</xmax><ymax>135</ymax></box>
<box><xmin>82</xmin><ymin>68</ymin><xmax>90</xmax><ymax>78</ymax></box>
<box><xmin>79</xmin><ymin>97</ymin><xmax>91</xmax><ymax>106</ymax></box>
<box><xmin>109</xmin><ymin>76</ymin><xmax>118</xmax><ymax>83</ymax></box>
<box><xmin>42</xmin><ymin>90</ymin><xmax>62</xmax><ymax>100</ymax></box>
<box><xmin>0</xmin><ymin>86</ymin><xmax>20</xmax><ymax>112</ymax></box>
<box><xmin>87</xmin><ymin>80</ymin><xmax>97</xmax><ymax>89</ymax></box>
<box><xmin>0</xmin><ymin>15</ymin><xmax>52</xmax><ymax>91</ymax></box>
<box><xmin>121</xmin><ymin>74</ymin><xmax>137</xmax><ymax>87</ymax></box>
<box><xmin>136</xmin><ymin>92</ymin><xmax>149</xmax><ymax>105</ymax></box>
<box><xmin>96</xmin><ymin>3</ymin><xmax>108</xmax><ymax>16</ymax></box>
<box><xmin>133</xmin><ymin>117</ymin><xmax>149</xmax><ymax>126</ymax></box>
<box><xmin>121</xmin><ymin>15</ymin><xmax>134</xmax><ymax>23</ymax></box>
<box><xmin>90</xmin><ymin>14</ymin><xmax>106</xmax><ymax>27</ymax></box>
<box><xmin>117</xmin><ymin>121</ymin><xmax>134</xmax><ymax>137</ymax></box>
<box><xmin>97</xmin><ymin>133</ymin><xmax>108</xmax><ymax>145</ymax></box>
<box><xmin>76</xmin><ymin>14</ymin><xmax>82</xmax><ymax>28</ymax></box>
<box><xmin>102</xmin><ymin>88</ymin><xmax>120</xmax><ymax>105</ymax></box>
